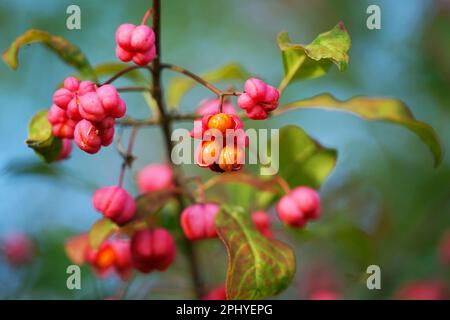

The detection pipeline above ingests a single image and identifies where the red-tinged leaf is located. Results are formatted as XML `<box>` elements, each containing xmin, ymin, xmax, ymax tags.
<box><xmin>216</xmin><ymin>206</ymin><xmax>296</xmax><ymax>300</ymax></box>
<box><xmin>64</xmin><ymin>234</ymin><xmax>89</xmax><ymax>265</ymax></box>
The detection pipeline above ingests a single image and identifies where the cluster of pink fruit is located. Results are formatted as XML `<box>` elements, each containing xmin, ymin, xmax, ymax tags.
<box><xmin>45</xmin><ymin>13</ymin><xmax>316</xmax><ymax>299</ymax></box>
<box><xmin>84</xmin><ymin>228</ymin><xmax>175</xmax><ymax>280</ymax></box>
<box><xmin>83</xmin><ymin>165</ymin><xmax>177</xmax><ymax>278</ymax></box>
<box><xmin>48</xmin><ymin>77</ymin><xmax>126</xmax><ymax>155</ymax></box>
<box><xmin>237</xmin><ymin>78</ymin><xmax>280</xmax><ymax>120</ymax></box>
<box><xmin>84</xmin><ymin>162</ymin><xmax>319</xmax><ymax>282</ymax></box>
<box><xmin>116</xmin><ymin>22</ymin><xmax>156</xmax><ymax>66</ymax></box>
<box><xmin>277</xmin><ymin>187</ymin><xmax>321</xmax><ymax>228</ymax></box>
<box><xmin>191</xmin><ymin>78</ymin><xmax>280</xmax><ymax>173</ymax></box>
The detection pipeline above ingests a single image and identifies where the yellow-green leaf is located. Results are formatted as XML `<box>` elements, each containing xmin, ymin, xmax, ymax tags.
<box><xmin>265</xmin><ymin>125</ymin><xmax>337</xmax><ymax>190</ymax></box>
<box><xmin>167</xmin><ymin>63</ymin><xmax>250</xmax><ymax>109</ymax></box>
<box><xmin>276</xmin><ymin>94</ymin><xmax>443</xmax><ymax>166</ymax></box>
<box><xmin>3</xmin><ymin>29</ymin><xmax>96</xmax><ymax>80</ymax></box>
<box><xmin>216</xmin><ymin>206</ymin><xmax>296</xmax><ymax>300</ymax></box>
<box><xmin>89</xmin><ymin>219</ymin><xmax>119</xmax><ymax>250</ymax></box>
<box><xmin>278</xmin><ymin>22</ymin><xmax>351</xmax><ymax>92</ymax></box>
<box><xmin>26</xmin><ymin>110</ymin><xmax>62</xmax><ymax>163</ymax></box>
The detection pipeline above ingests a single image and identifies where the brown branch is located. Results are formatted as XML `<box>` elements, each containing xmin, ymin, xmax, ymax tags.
<box><xmin>117</xmin><ymin>86</ymin><xmax>151</xmax><ymax>93</ymax></box>
<box><xmin>150</xmin><ymin>0</ymin><xmax>204</xmax><ymax>299</ymax></box>
<box><xmin>101</xmin><ymin>65</ymin><xmax>152</xmax><ymax>85</ymax></box>
<box><xmin>117</xmin><ymin>126</ymin><xmax>139</xmax><ymax>188</ymax></box>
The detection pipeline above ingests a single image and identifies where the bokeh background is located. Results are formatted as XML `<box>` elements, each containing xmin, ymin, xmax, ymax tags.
<box><xmin>0</xmin><ymin>0</ymin><xmax>449</xmax><ymax>299</ymax></box>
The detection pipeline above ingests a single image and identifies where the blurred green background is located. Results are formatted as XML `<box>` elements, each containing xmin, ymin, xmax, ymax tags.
<box><xmin>0</xmin><ymin>0</ymin><xmax>449</xmax><ymax>299</ymax></box>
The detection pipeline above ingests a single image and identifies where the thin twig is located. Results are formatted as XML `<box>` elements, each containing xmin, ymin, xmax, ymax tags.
<box><xmin>274</xmin><ymin>175</ymin><xmax>291</xmax><ymax>194</ymax></box>
<box><xmin>218</xmin><ymin>94</ymin><xmax>224</xmax><ymax>113</ymax></box>
<box><xmin>183</xmin><ymin>176</ymin><xmax>206</xmax><ymax>203</ymax></box>
<box><xmin>102</xmin><ymin>65</ymin><xmax>152</xmax><ymax>85</ymax></box>
<box><xmin>141</xmin><ymin>9</ymin><xmax>151</xmax><ymax>25</ymax></box>
<box><xmin>118</xmin><ymin>126</ymin><xmax>139</xmax><ymax>188</ymax></box>
<box><xmin>160</xmin><ymin>63</ymin><xmax>222</xmax><ymax>96</ymax></box>
<box><xmin>117</xmin><ymin>86</ymin><xmax>151</xmax><ymax>93</ymax></box>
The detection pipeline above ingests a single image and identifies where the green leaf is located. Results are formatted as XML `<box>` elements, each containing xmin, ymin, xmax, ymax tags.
<box><xmin>3</xmin><ymin>29</ymin><xmax>96</xmax><ymax>80</ymax></box>
<box><xmin>89</xmin><ymin>219</ymin><xmax>119</xmax><ymax>250</ymax></box>
<box><xmin>265</xmin><ymin>125</ymin><xmax>337</xmax><ymax>190</ymax></box>
<box><xmin>216</xmin><ymin>206</ymin><xmax>296</xmax><ymax>300</ymax></box>
<box><xmin>26</xmin><ymin>110</ymin><xmax>62</xmax><ymax>163</ymax></box>
<box><xmin>277</xmin><ymin>94</ymin><xmax>443</xmax><ymax>166</ymax></box>
<box><xmin>204</xmin><ymin>173</ymin><xmax>278</xmax><ymax>211</ymax></box>
<box><xmin>167</xmin><ymin>63</ymin><xmax>250</xmax><ymax>109</ymax></box>
<box><xmin>278</xmin><ymin>22</ymin><xmax>350</xmax><ymax>91</ymax></box>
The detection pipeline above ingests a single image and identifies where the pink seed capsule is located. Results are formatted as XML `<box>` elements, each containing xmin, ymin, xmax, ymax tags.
<box><xmin>130</xmin><ymin>228</ymin><xmax>176</xmax><ymax>273</ymax></box>
<box><xmin>100</xmin><ymin>127</ymin><xmax>115</xmax><ymax>147</ymax></box>
<box><xmin>180</xmin><ymin>203</ymin><xmax>220</xmax><ymax>240</ymax></box>
<box><xmin>396</xmin><ymin>281</ymin><xmax>447</xmax><ymax>300</ymax></box>
<box><xmin>53</xmin><ymin>88</ymin><xmax>74</xmax><ymax>110</ymax></box>
<box><xmin>97</xmin><ymin>85</ymin><xmax>120</xmax><ymax>115</ymax></box>
<box><xmin>98</xmin><ymin>117</ymin><xmax>115</xmax><ymax>129</ymax></box>
<box><xmin>131</xmin><ymin>25</ymin><xmax>155</xmax><ymax>52</ymax></box>
<box><xmin>115</xmin><ymin>23</ymin><xmax>136</xmax><ymax>51</ymax></box>
<box><xmin>47</xmin><ymin>104</ymin><xmax>67</xmax><ymax>125</ymax></box>
<box><xmin>93</xmin><ymin>186</ymin><xmax>136</xmax><ymax>225</ymax></box>
<box><xmin>52</xmin><ymin>122</ymin><xmax>75</xmax><ymax>139</ymax></box>
<box><xmin>238</xmin><ymin>78</ymin><xmax>280</xmax><ymax>120</ymax></box>
<box><xmin>132</xmin><ymin>48</ymin><xmax>156</xmax><ymax>66</ymax></box>
<box><xmin>110</xmin><ymin>239</ymin><xmax>133</xmax><ymax>280</ymax></box>
<box><xmin>251</xmin><ymin>211</ymin><xmax>273</xmax><ymax>238</ymax></box>
<box><xmin>115</xmin><ymin>45</ymin><xmax>133</xmax><ymax>62</ymax></box>
<box><xmin>63</xmin><ymin>76</ymin><xmax>80</xmax><ymax>92</ymax></box>
<box><xmin>137</xmin><ymin>164</ymin><xmax>174</xmax><ymax>193</ymax></box>
<box><xmin>78</xmin><ymin>81</ymin><xmax>97</xmax><ymax>95</ymax></box>
<box><xmin>244</xmin><ymin>78</ymin><xmax>267</xmax><ymax>100</ymax></box>
<box><xmin>276</xmin><ymin>194</ymin><xmax>307</xmax><ymax>228</ymax></box>
<box><xmin>74</xmin><ymin>119</ymin><xmax>101</xmax><ymax>154</ymax></box>
<box><xmin>245</xmin><ymin>104</ymin><xmax>268</xmax><ymax>120</ymax></box>
<box><xmin>108</xmin><ymin>98</ymin><xmax>126</xmax><ymax>119</ymax></box>
<box><xmin>56</xmin><ymin>139</ymin><xmax>73</xmax><ymax>161</ymax></box>
<box><xmin>2</xmin><ymin>232</ymin><xmax>35</xmax><ymax>266</ymax></box>
<box><xmin>196</xmin><ymin>99</ymin><xmax>237</xmax><ymax>116</ymax></box>
<box><xmin>236</xmin><ymin>93</ymin><xmax>255</xmax><ymax>110</ymax></box>
<box><xmin>66</xmin><ymin>98</ymin><xmax>82</xmax><ymax>121</ymax></box>
<box><xmin>78</xmin><ymin>92</ymin><xmax>106</xmax><ymax>122</ymax></box>
<box><xmin>290</xmin><ymin>187</ymin><xmax>321</xmax><ymax>220</ymax></box>
<box><xmin>202</xmin><ymin>285</ymin><xmax>227</xmax><ymax>300</ymax></box>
